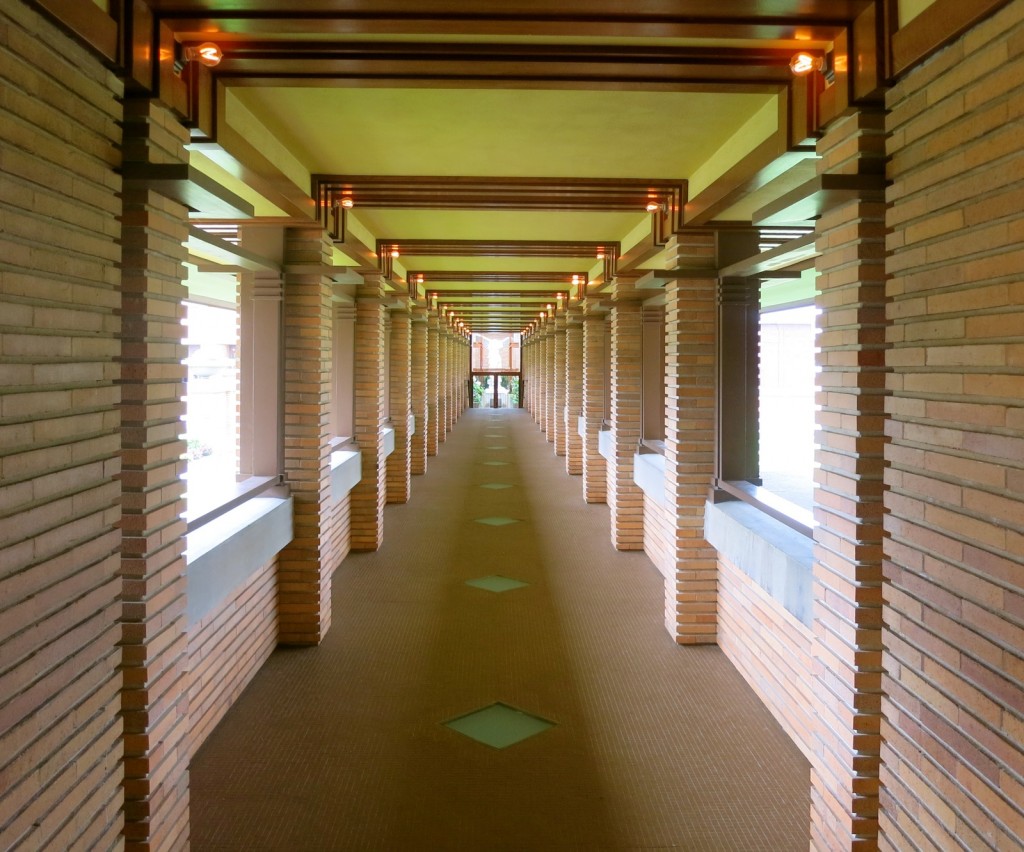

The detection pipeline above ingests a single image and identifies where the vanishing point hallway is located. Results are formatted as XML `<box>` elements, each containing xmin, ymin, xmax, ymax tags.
<box><xmin>190</xmin><ymin>409</ymin><xmax>809</xmax><ymax>850</ymax></box>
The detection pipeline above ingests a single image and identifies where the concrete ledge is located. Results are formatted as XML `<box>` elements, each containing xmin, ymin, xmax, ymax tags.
<box><xmin>598</xmin><ymin>428</ymin><xmax>612</xmax><ymax>460</ymax></box>
<box><xmin>704</xmin><ymin>500</ymin><xmax>813</xmax><ymax>626</ymax></box>
<box><xmin>382</xmin><ymin>426</ymin><xmax>396</xmax><ymax>458</ymax></box>
<box><xmin>186</xmin><ymin>496</ymin><xmax>294</xmax><ymax>626</ymax></box>
<box><xmin>330</xmin><ymin>449</ymin><xmax>362</xmax><ymax>501</ymax></box>
<box><xmin>633</xmin><ymin>452</ymin><xmax>667</xmax><ymax>508</ymax></box>
<box><xmin>408</xmin><ymin>413</ymin><xmax>416</xmax><ymax>436</ymax></box>
<box><xmin>577</xmin><ymin>415</ymin><xmax>586</xmax><ymax>439</ymax></box>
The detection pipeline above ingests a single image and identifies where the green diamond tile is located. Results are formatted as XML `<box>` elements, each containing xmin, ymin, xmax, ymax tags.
<box><xmin>465</xmin><ymin>575</ymin><xmax>529</xmax><ymax>593</ymax></box>
<box><xmin>474</xmin><ymin>516</ymin><xmax>519</xmax><ymax>526</ymax></box>
<box><xmin>443</xmin><ymin>702</ymin><xmax>555</xmax><ymax>749</ymax></box>
<box><xmin>485</xmin><ymin>445</ymin><xmax>509</xmax><ymax>450</ymax></box>
<box><xmin>479</xmin><ymin>483</ymin><xmax>513</xmax><ymax>490</ymax></box>
<box><xmin>481</xmin><ymin>461</ymin><xmax>509</xmax><ymax>466</ymax></box>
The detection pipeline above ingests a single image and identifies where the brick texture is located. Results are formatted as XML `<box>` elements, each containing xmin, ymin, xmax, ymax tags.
<box><xmin>0</xmin><ymin>4</ymin><xmax>125</xmax><ymax>848</ymax></box>
<box><xmin>810</xmin><ymin>109</ymin><xmax>888</xmax><ymax>851</ymax></box>
<box><xmin>662</xmin><ymin>236</ymin><xmax>718</xmax><ymax>643</ymax></box>
<box><xmin>553</xmin><ymin>318</ymin><xmax>567</xmax><ymax>456</ymax></box>
<box><xmin>582</xmin><ymin>312</ymin><xmax>608</xmax><ymax>503</ymax></box>
<box><xmin>387</xmin><ymin>309</ymin><xmax>412</xmax><ymax>503</ymax></box>
<box><xmin>607</xmin><ymin>282</ymin><xmax>644</xmax><ymax>551</ymax></box>
<box><xmin>565</xmin><ymin>313</ymin><xmax>584</xmax><ymax>475</ymax></box>
<box><xmin>427</xmin><ymin>318</ymin><xmax>440</xmax><ymax>456</ymax></box>
<box><xmin>351</xmin><ymin>274</ymin><xmax>387</xmax><ymax>550</ymax></box>
<box><xmin>277</xmin><ymin>228</ymin><xmax>339</xmax><ymax>641</ymax></box>
<box><xmin>410</xmin><ymin>312</ymin><xmax>428</xmax><ymax>475</ymax></box>
<box><xmin>119</xmin><ymin>98</ymin><xmax>193</xmax><ymax>852</ymax></box>
<box><xmin>882</xmin><ymin>4</ymin><xmax>1024</xmax><ymax>848</ymax></box>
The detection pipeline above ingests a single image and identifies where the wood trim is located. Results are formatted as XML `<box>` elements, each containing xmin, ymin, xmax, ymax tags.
<box><xmin>28</xmin><ymin>0</ymin><xmax>118</xmax><ymax>63</ymax></box>
<box><xmin>891</xmin><ymin>0</ymin><xmax>1013</xmax><ymax>78</ymax></box>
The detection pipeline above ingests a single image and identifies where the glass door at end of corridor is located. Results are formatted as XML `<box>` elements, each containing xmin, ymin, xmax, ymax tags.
<box><xmin>471</xmin><ymin>373</ymin><xmax>521</xmax><ymax>408</ymax></box>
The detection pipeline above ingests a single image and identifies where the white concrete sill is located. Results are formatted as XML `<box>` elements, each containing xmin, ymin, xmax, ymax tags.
<box><xmin>598</xmin><ymin>428</ymin><xmax>613</xmax><ymax>460</ymax></box>
<box><xmin>185</xmin><ymin>496</ymin><xmax>294</xmax><ymax>626</ymax></box>
<box><xmin>382</xmin><ymin>426</ymin><xmax>396</xmax><ymax>458</ymax></box>
<box><xmin>330</xmin><ymin>448</ymin><xmax>362</xmax><ymax>502</ymax></box>
<box><xmin>577</xmin><ymin>415</ymin><xmax>586</xmax><ymax>439</ymax></box>
<box><xmin>704</xmin><ymin>499</ymin><xmax>813</xmax><ymax>626</ymax></box>
<box><xmin>633</xmin><ymin>452</ymin><xmax>667</xmax><ymax>508</ymax></box>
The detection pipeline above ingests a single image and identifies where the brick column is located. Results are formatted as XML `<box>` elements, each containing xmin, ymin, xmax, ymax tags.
<box><xmin>546</xmin><ymin>327</ymin><xmax>557</xmax><ymax>441</ymax></box>
<box><xmin>410</xmin><ymin>310</ymin><xmax>428</xmax><ymax>475</ymax></box>
<box><xmin>119</xmin><ymin>98</ymin><xmax>191</xmax><ymax>851</ymax></box>
<box><xmin>351</xmin><ymin>274</ymin><xmax>387</xmax><ymax>551</ymax></box>
<box><xmin>278</xmin><ymin>227</ymin><xmax>338</xmax><ymax>644</ymax></box>
<box><xmin>565</xmin><ymin>311</ymin><xmax>584</xmax><ymax>475</ymax></box>
<box><xmin>607</xmin><ymin>280</ymin><xmax>644</xmax><ymax>549</ymax></box>
<box><xmin>525</xmin><ymin>340</ymin><xmax>536</xmax><ymax>420</ymax></box>
<box><xmin>582</xmin><ymin>311</ymin><xmax>608</xmax><ymax>503</ymax></box>
<box><xmin>810</xmin><ymin>109</ymin><xmax>887</xmax><ymax>850</ymax></box>
<box><xmin>662</xmin><ymin>234</ymin><xmax>719</xmax><ymax>644</ymax></box>
<box><xmin>427</xmin><ymin>316</ymin><xmax>440</xmax><ymax>455</ymax></box>
<box><xmin>443</xmin><ymin>332</ymin><xmax>454</xmax><ymax>433</ymax></box>
<box><xmin>438</xmin><ymin>328</ymin><xmax>449</xmax><ymax>444</ymax></box>
<box><xmin>553</xmin><ymin>317</ymin><xmax>567</xmax><ymax>456</ymax></box>
<box><xmin>387</xmin><ymin>308</ymin><xmax>412</xmax><ymax>503</ymax></box>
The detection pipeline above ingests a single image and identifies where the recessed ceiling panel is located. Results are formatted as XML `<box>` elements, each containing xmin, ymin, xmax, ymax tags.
<box><xmin>234</xmin><ymin>88</ymin><xmax>774</xmax><ymax>180</ymax></box>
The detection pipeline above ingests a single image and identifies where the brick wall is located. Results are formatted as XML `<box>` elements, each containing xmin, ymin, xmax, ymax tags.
<box><xmin>186</xmin><ymin>559</ymin><xmax>277</xmax><ymax>756</ymax></box>
<box><xmin>718</xmin><ymin>555</ymin><xmax>816</xmax><ymax>762</ymax></box>
<box><xmin>553</xmin><ymin>320</ymin><xmax>567</xmax><ymax>455</ymax></box>
<box><xmin>882</xmin><ymin>3</ymin><xmax>1024</xmax><ymax>847</ymax></box>
<box><xmin>0</xmin><ymin>3</ymin><xmax>124</xmax><ymax>847</ymax></box>
<box><xmin>410</xmin><ymin>313</ymin><xmax>428</xmax><ymax>474</ymax></box>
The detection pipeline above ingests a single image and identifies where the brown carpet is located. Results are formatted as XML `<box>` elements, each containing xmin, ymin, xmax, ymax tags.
<box><xmin>190</xmin><ymin>408</ymin><xmax>809</xmax><ymax>851</ymax></box>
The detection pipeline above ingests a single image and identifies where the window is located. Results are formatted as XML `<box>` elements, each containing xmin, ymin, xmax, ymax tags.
<box><xmin>183</xmin><ymin>269</ymin><xmax>241</xmax><ymax>519</ymax></box>
<box><xmin>759</xmin><ymin>304</ymin><xmax>818</xmax><ymax>511</ymax></box>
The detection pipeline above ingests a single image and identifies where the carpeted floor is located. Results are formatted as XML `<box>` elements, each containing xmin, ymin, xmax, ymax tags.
<box><xmin>190</xmin><ymin>408</ymin><xmax>810</xmax><ymax>851</ymax></box>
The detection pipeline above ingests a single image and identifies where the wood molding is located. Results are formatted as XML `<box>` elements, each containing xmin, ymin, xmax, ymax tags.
<box><xmin>27</xmin><ymin>0</ymin><xmax>118</xmax><ymax>63</ymax></box>
<box><xmin>891</xmin><ymin>0</ymin><xmax>1012</xmax><ymax>78</ymax></box>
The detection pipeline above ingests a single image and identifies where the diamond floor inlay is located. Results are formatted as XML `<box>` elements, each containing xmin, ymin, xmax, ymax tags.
<box><xmin>485</xmin><ymin>445</ymin><xmax>509</xmax><ymax>450</ymax></box>
<box><xmin>481</xmin><ymin>461</ymin><xmax>509</xmax><ymax>466</ymax></box>
<box><xmin>443</xmin><ymin>702</ymin><xmax>555</xmax><ymax>749</ymax></box>
<box><xmin>474</xmin><ymin>516</ymin><xmax>519</xmax><ymax>526</ymax></box>
<box><xmin>479</xmin><ymin>483</ymin><xmax>513</xmax><ymax>490</ymax></box>
<box><xmin>465</xmin><ymin>575</ymin><xmax>529</xmax><ymax>593</ymax></box>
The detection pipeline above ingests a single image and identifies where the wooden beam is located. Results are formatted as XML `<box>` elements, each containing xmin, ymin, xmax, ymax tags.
<box><xmin>891</xmin><ymin>0</ymin><xmax>1011</xmax><ymax>77</ymax></box>
<box><xmin>752</xmin><ymin>173</ymin><xmax>885</xmax><ymax>226</ymax></box>
<box><xmin>122</xmin><ymin>163</ymin><xmax>256</xmax><ymax>218</ymax></box>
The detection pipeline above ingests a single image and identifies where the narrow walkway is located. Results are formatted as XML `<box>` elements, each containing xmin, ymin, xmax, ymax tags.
<box><xmin>190</xmin><ymin>409</ymin><xmax>809</xmax><ymax>851</ymax></box>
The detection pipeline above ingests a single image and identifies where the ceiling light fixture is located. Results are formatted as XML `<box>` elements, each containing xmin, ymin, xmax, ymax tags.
<box><xmin>390</xmin><ymin>248</ymin><xmax>400</xmax><ymax>258</ymax></box>
<box><xmin>340</xmin><ymin>197</ymin><xmax>354</xmax><ymax>209</ymax></box>
<box><xmin>645</xmin><ymin>201</ymin><xmax>661</xmax><ymax>213</ymax></box>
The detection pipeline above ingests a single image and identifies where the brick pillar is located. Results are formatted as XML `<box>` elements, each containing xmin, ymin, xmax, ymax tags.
<box><xmin>810</xmin><ymin>109</ymin><xmax>887</xmax><ymax>850</ymax></box>
<box><xmin>553</xmin><ymin>317</ymin><xmax>567</xmax><ymax>456</ymax></box>
<box><xmin>582</xmin><ymin>312</ymin><xmax>608</xmax><ymax>503</ymax></box>
<box><xmin>546</xmin><ymin>328</ymin><xmax>557</xmax><ymax>442</ymax></box>
<box><xmin>427</xmin><ymin>317</ymin><xmax>440</xmax><ymax>455</ymax></box>
<box><xmin>607</xmin><ymin>280</ymin><xmax>644</xmax><ymax>549</ymax></box>
<box><xmin>662</xmin><ymin>234</ymin><xmax>719</xmax><ymax>644</ymax></box>
<box><xmin>278</xmin><ymin>227</ymin><xmax>337</xmax><ymax>644</ymax></box>
<box><xmin>565</xmin><ymin>312</ymin><xmax>584</xmax><ymax>475</ymax></box>
<box><xmin>437</xmin><ymin>329</ymin><xmax>448</xmax><ymax>443</ymax></box>
<box><xmin>351</xmin><ymin>274</ymin><xmax>387</xmax><ymax>551</ymax></box>
<box><xmin>525</xmin><ymin>340</ymin><xmax>535</xmax><ymax>419</ymax></box>
<box><xmin>410</xmin><ymin>310</ymin><xmax>428</xmax><ymax>475</ymax></box>
<box><xmin>119</xmin><ymin>99</ymin><xmax>191</xmax><ymax>851</ymax></box>
<box><xmin>387</xmin><ymin>309</ymin><xmax>412</xmax><ymax>503</ymax></box>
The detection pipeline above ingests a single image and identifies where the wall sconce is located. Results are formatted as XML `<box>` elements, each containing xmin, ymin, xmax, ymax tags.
<box><xmin>340</xmin><ymin>197</ymin><xmax>354</xmax><ymax>209</ymax></box>
<box><xmin>790</xmin><ymin>50</ymin><xmax>831</xmax><ymax>82</ymax></box>
<box><xmin>645</xmin><ymin>201</ymin><xmax>662</xmax><ymax>213</ymax></box>
<box><xmin>390</xmin><ymin>248</ymin><xmax>400</xmax><ymax>258</ymax></box>
<box><xmin>186</xmin><ymin>42</ymin><xmax>223</xmax><ymax>67</ymax></box>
